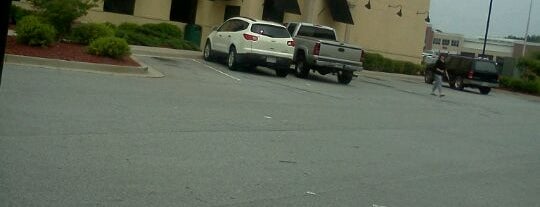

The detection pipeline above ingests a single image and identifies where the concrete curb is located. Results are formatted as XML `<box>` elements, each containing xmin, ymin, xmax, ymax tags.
<box><xmin>130</xmin><ymin>45</ymin><xmax>203</xmax><ymax>60</ymax></box>
<box><xmin>5</xmin><ymin>54</ymin><xmax>164</xmax><ymax>78</ymax></box>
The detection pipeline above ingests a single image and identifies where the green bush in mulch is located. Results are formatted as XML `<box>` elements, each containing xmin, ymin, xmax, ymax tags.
<box><xmin>15</xmin><ymin>15</ymin><xmax>57</xmax><ymax>47</ymax></box>
<box><xmin>69</xmin><ymin>23</ymin><xmax>115</xmax><ymax>45</ymax></box>
<box><xmin>87</xmin><ymin>37</ymin><xmax>131</xmax><ymax>59</ymax></box>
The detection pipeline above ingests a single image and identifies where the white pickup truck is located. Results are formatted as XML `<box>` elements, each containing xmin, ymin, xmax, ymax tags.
<box><xmin>285</xmin><ymin>22</ymin><xmax>364</xmax><ymax>84</ymax></box>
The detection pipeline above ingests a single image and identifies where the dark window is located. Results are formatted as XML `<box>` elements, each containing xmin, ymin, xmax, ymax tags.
<box><xmin>297</xmin><ymin>25</ymin><xmax>336</xmax><ymax>40</ymax></box>
<box><xmin>447</xmin><ymin>58</ymin><xmax>462</xmax><ymax>70</ymax></box>
<box><xmin>474</xmin><ymin>61</ymin><xmax>497</xmax><ymax>73</ymax></box>
<box><xmin>460</xmin><ymin>52</ymin><xmax>475</xmax><ymax>58</ymax></box>
<box><xmin>170</xmin><ymin>0</ymin><xmax>197</xmax><ymax>24</ymax></box>
<box><xmin>231</xmin><ymin>20</ymin><xmax>249</xmax><ymax>32</ymax></box>
<box><xmin>451</xmin><ymin>40</ymin><xmax>460</xmax><ymax>47</ymax></box>
<box><xmin>262</xmin><ymin>0</ymin><xmax>285</xmax><ymax>23</ymax></box>
<box><xmin>218</xmin><ymin>20</ymin><xmax>248</xmax><ymax>32</ymax></box>
<box><xmin>251</xmin><ymin>24</ymin><xmax>291</xmax><ymax>38</ymax></box>
<box><xmin>218</xmin><ymin>20</ymin><xmax>234</xmax><ymax>32</ymax></box>
<box><xmin>326</xmin><ymin>0</ymin><xmax>354</xmax><ymax>24</ymax></box>
<box><xmin>286</xmin><ymin>23</ymin><xmax>297</xmax><ymax>35</ymax></box>
<box><xmin>433</xmin><ymin>38</ymin><xmax>441</xmax><ymax>44</ymax></box>
<box><xmin>442</xmin><ymin>39</ymin><xmax>450</xmax><ymax>45</ymax></box>
<box><xmin>459</xmin><ymin>58</ymin><xmax>473</xmax><ymax>69</ymax></box>
<box><xmin>224</xmin><ymin>5</ymin><xmax>241</xmax><ymax>21</ymax></box>
<box><xmin>103</xmin><ymin>0</ymin><xmax>135</xmax><ymax>15</ymax></box>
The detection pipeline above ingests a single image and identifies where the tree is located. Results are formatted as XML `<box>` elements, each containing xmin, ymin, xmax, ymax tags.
<box><xmin>27</xmin><ymin>0</ymin><xmax>100</xmax><ymax>35</ymax></box>
<box><xmin>506</xmin><ymin>35</ymin><xmax>540</xmax><ymax>43</ymax></box>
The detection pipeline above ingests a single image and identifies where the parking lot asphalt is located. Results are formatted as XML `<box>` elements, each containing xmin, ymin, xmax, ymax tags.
<box><xmin>1</xmin><ymin>56</ymin><xmax>539</xmax><ymax>207</ymax></box>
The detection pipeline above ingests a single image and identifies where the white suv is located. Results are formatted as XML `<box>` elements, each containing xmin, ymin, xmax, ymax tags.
<box><xmin>203</xmin><ymin>17</ymin><xmax>295</xmax><ymax>77</ymax></box>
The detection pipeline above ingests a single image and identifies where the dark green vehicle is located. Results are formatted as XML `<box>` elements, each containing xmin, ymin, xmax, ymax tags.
<box><xmin>425</xmin><ymin>56</ymin><xmax>500</xmax><ymax>95</ymax></box>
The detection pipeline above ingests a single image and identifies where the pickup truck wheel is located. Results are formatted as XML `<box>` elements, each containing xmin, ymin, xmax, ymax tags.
<box><xmin>455</xmin><ymin>76</ymin><xmax>465</xmax><ymax>90</ymax></box>
<box><xmin>227</xmin><ymin>47</ymin><xmax>240</xmax><ymax>70</ymax></box>
<box><xmin>203</xmin><ymin>41</ymin><xmax>214</xmax><ymax>61</ymax></box>
<box><xmin>337</xmin><ymin>71</ymin><xmax>353</xmax><ymax>84</ymax></box>
<box><xmin>295</xmin><ymin>58</ymin><xmax>310</xmax><ymax>78</ymax></box>
<box><xmin>479</xmin><ymin>87</ymin><xmax>491</xmax><ymax>95</ymax></box>
<box><xmin>276</xmin><ymin>68</ymin><xmax>289</xmax><ymax>77</ymax></box>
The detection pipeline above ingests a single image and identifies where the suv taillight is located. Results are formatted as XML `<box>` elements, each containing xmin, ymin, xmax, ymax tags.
<box><xmin>243</xmin><ymin>34</ymin><xmax>258</xmax><ymax>41</ymax></box>
<box><xmin>360</xmin><ymin>50</ymin><xmax>365</xmax><ymax>62</ymax></box>
<box><xmin>313</xmin><ymin>42</ymin><xmax>321</xmax><ymax>56</ymax></box>
<box><xmin>468</xmin><ymin>70</ymin><xmax>474</xmax><ymax>79</ymax></box>
<box><xmin>287</xmin><ymin>40</ymin><xmax>295</xmax><ymax>47</ymax></box>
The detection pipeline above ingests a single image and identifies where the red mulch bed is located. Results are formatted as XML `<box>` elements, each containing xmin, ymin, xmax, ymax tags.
<box><xmin>6</xmin><ymin>36</ymin><xmax>140</xmax><ymax>67</ymax></box>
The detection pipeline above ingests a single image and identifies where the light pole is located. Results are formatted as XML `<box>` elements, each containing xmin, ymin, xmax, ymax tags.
<box><xmin>522</xmin><ymin>0</ymin><xmax>533</xmax><ymax>57</ymax></box>
<box><xmin>1</xmin><ymin>0</ymin><xmax>14</xmax><ymax>87</ymax></box>
<box><xmin>482</xmin><ymin>0</ymin><xmax>494</xmax><ymax>57</ymax></box>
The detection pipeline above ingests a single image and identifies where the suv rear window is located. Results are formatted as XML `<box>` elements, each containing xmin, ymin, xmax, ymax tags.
<box><xmin>250</xmin><ymin>24</ymin><xmax>291</xmax><ymax>38</ymax></box>
<box><xmin>474</xmin><ymin>61</ymin><xmax>498</xmax><ymax>73</ymax></box>
<box><xmin>297</xmin><ymin>26</ymin><xmax>336</xmax><ymax>40</ymax></box>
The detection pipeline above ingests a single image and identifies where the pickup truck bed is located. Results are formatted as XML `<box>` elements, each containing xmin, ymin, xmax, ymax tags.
<box><xmin>285</xmin><ymin>22</ymin><xmax>364</xmax><ymax>84</ymax></box>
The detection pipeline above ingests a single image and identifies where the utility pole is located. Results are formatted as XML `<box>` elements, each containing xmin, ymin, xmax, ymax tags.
<box><xmin>1</xmin><ymin>0</ymin><xmax>14</xmax><ymax>87</ymax></box>
<box><xmin>482</xmin><ymin>0</ymin><xmax>494</xmax><ymax>57</ymax></box>
<box><xmin>522</xmin><ymin>0</ymin><xmax>533</xmax><ymax>57</ymax></box>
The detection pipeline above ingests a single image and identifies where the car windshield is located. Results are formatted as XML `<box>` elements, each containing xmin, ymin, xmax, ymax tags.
<box><xmin>297</xmin><ymin>25</ymin><xmax>336</xmax><ymax>40</ymax></box>
<box><xmin>250</xmin><ymin>24</ymin><xmax>291</xmax><ymax>38</ymax></box>
<box><xmin>475</xmin><ymin>61</ymin><xmax>498</xmax><ymax>73</ymax></box>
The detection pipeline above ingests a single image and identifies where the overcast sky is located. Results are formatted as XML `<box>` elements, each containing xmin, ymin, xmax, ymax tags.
<box><xmin>429</xmin><ymin>0</ymin><xmax>540</xmax><ymax>38</ymax></box>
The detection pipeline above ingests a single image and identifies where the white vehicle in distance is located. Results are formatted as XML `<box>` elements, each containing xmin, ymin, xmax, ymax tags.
<box><xmin>203</xmin><ymin>17</ymin><xmax>295</xmax><ymax>77</ymax></box>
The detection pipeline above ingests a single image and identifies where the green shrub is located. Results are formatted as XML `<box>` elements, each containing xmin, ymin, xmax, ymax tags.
<box><xmin>69</xmin><ymin>23</ymin><xmax>115</xmax><ymax>45</ymax></box>
<box><xmin>87</xmin><ymin>37</ymin><xmax>130</xmax><ymax>58</ymax></box>
<box><xmin>115</xmin><ymin>22</ymin><xmax>198</xmax><ymax>50</ymax></box>
<box><xmin>500</xmin><ymin>76</ymin><xmax>540</xmax><ymax>94</ymax></box>
<box><xmin>15</xmin><ymin>15</ymin><xmax>57</xmax><ymax>47</ymax></box>
<box><xmin>27</xmin><ymin>0</ymin><xmax>99</xmax><ymax>35</ymax></box>
<box><xmin>102</xmin><ymin>22</ymin><xmax>117</xmax><ymax>30</ymax></box>
<box><xmin>116</xmin><ymin>29</ymin><xmax>161</xmax><ymax>46</ymax></box>
<box><xmin>117</xmin><ymin>22</ymin><xmax>140</xmax><ymax>32</ymax></box>
<box><xmin>140</xmin><ymin>23</ymin><xmax>183</xmax><ymax>39</ymax></box>
<box><xmin>10</xmin><ymin>5</ymin><xmax>35</xmax><ymax>24</ymax></box>
<box><xmin>363</xmin><ymin>52</ymin><xmax>424</xmax><ymax>75</ymax></box>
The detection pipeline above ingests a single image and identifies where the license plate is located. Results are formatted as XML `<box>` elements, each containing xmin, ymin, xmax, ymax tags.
<box><xmin>481</xmin><ymin>82</ymin><xmax>489</xmax><ymax>87</ymax></box>
<box><xmin>266</xmin><ymin>57</ymin><xmax>277</xmax><ymax>63</ymax></box>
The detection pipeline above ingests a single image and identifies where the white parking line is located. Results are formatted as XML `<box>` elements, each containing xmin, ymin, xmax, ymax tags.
<box><xmin>192</xmin><ymin>59</ymin><xmax>241</xmax><ymax>82</ymax></box>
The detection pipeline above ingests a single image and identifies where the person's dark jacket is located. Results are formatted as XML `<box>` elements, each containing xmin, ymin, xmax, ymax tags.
<box><xmin>434</xmin><ymin>59</ymin><xmax>446</xmax><ymax>75</ymax></box>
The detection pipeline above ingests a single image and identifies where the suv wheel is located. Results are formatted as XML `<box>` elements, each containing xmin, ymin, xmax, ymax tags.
<box><xmin>479</xmin><ymin>87</ymin><xmax>491</xmax><ymax>95</ymax></box>
<box><xmin>295</xmin><ymin>57</ymin><xmax>310</xmax><ymax>78</ymax></box>
<box><xmin>203</xmin><ymin>41</ymin><xmax>214</xmax><ymax>61</ymax></box>
<box><xmin>424</xmin><ymin>71</ymin><xmax>433</xmax><ymax>84</ymax></box>
<box><xmin>227</xmin><ymin>46</ymin><xmax>239</xmax><ymax>71</ymax></box>
<box><xmin>449</xmin><ymin>76</ymin><xmax>456</xmax><ymax>88</ymax></box>
<box><xmin>455</xmin><ymin>76</ymin><xmax>464</xmax><ymax>90</ymax></box>
<box><xmin>337</xmin><ymin>71</ymin><xmax>353</xmax><ymax>85</ymax></box>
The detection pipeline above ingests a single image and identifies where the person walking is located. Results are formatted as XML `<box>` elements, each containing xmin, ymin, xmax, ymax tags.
<box><xmin>431</xmin><ymin>55</ymin><xmax>446</xmax><ymax>97</ymax></box>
